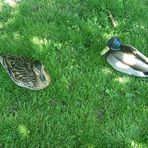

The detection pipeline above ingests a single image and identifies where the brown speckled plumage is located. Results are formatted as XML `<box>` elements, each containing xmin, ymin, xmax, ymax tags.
<box><xmin>0</xmin><ymin>54</ymin><xmax>51</xmax><ymax>90</ymax></box>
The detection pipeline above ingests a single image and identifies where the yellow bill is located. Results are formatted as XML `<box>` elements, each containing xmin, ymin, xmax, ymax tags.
<box><xmin>100</xmin><ymin>47</ymin><xmax>110</xmax><ymax>56</ymax></box>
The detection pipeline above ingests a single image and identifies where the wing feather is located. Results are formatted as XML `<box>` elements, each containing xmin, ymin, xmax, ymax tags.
<box><xmin>2</xmin><ymin>55</ymin><xmax>36</xmax><ymax>87</ymax></box>
<box><xmin>107</xmin><ymin>54</ymin><xmax>148</xmax><ymax>77</ymax></box>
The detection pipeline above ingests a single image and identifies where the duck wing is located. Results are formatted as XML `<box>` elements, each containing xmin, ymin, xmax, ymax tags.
<box><xmin>1</xmin><ymin>55</ymin><xmax>36</xmax><ymax>87</ymax></box>
<box><xmin>122</xmin><ymin>45</ymin><xmax>148</xmax><ymax>64</ymax></box>
<box><xmin>107</xmin><ymin>54</ymin><xmax>148</xmax><ymax>77</ymax></box>
<box><xmin>112</xmin><ymin>49</ymin><xmax>148</xmax><ymax>72</ymax></box>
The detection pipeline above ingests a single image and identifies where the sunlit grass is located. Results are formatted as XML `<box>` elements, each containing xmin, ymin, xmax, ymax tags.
<box><xmin>114</xmin><ymin>76</ymin><xmax>130</xmax><ymax>84</ymax></box>
<box><xmin>130</xmin><ymin>140</ymin><xmax>147</xmax><ymax>148</ymax></box>
<box><xmin>4</xmin><ymin>0</ymin><xmax>21</xmax><ymax>7</ymax></box>
<box><xmin>0</xmin><ymin>0</ymin><xmax>148</xmax><ymax>147</ymax></box>
<box><xmin>18</xmin><ymin>124</ymin><xmax>30</xmax><ymax>138</ymax></box>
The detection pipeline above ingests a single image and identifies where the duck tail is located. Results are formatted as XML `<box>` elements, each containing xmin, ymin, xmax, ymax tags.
<box><xmin>143</xmin><ymin>72</ymin><xmax>148</xmax><ymax>76</ymax></box>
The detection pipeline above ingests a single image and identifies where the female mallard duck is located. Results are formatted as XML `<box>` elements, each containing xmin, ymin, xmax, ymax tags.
<box><xmin>0</xmin><ymin>54</ymin><xmax>51</xmax><ymax>90</ymax></box>
<box><xmin>101</xmin><ymin>37</ymin><xmax>148</xmax><ymax>77</ymax></box>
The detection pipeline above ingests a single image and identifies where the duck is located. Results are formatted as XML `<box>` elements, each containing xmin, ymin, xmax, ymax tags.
<box><xmin>0</xmin><ymin>54</ymin><xmax>51</xmax><ymax>90</ymax></box>
<box><xmin>101</xmin><ymin>37</ymin><xmax>148</xmax><ymax>77</ymax></box>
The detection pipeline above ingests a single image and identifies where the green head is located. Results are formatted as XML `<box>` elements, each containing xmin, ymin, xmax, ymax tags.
<box><xmin>107</xmin><ymin>37</ymin><xmax>122</xmax><ymax>50</ymax></box>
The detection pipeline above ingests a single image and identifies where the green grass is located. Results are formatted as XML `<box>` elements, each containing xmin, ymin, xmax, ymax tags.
<box><xmin>0</xmin><ymin>0</ymin><xmax>148</xmax><ymax>147</ymax></box>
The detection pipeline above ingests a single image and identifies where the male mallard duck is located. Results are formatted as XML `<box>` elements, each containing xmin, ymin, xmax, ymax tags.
<box><xmin>0</xmin><ymin>54</ymin><xmax>51</xmax><ymax>90</ymax></box>
<box><xmin>101</xmin><ymin>37</ymin><xmax>148</xmax><ymax>77</ymax></box>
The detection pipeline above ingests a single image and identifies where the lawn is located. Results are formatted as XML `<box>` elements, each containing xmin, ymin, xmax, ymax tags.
<box><xmin>0</xmin><ymin>0</ymin><xmax>148</xmax><ymax>147</ymax></box>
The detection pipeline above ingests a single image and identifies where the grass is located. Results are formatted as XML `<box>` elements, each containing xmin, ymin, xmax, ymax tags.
<box><xmin>0</xmin><ymin>0</ymin><xmax>148</xmax><ymax>147</ymax></box>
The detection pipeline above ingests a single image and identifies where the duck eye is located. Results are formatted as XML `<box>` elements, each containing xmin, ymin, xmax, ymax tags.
<box><xmin>40</xmin><ymin>73</ymin><xmax>46</xmax><ymax>82</ymax></box>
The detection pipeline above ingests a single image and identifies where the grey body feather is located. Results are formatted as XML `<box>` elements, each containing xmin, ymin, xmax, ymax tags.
<box><xmin>107</xmin><ymin>54</ymin><xmax>148</xmax><ymax>77</ymax></box>
<box><xmin>102</xmin><ymin>44</ymin><xmax>148</xmax><ymax>77</ymax></box>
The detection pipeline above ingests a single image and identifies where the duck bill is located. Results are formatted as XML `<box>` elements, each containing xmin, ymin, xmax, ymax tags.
<box><xmin>100</xmin><ymin>47</ymin><xmax>110</xmax><ymax>56</ymax></box>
